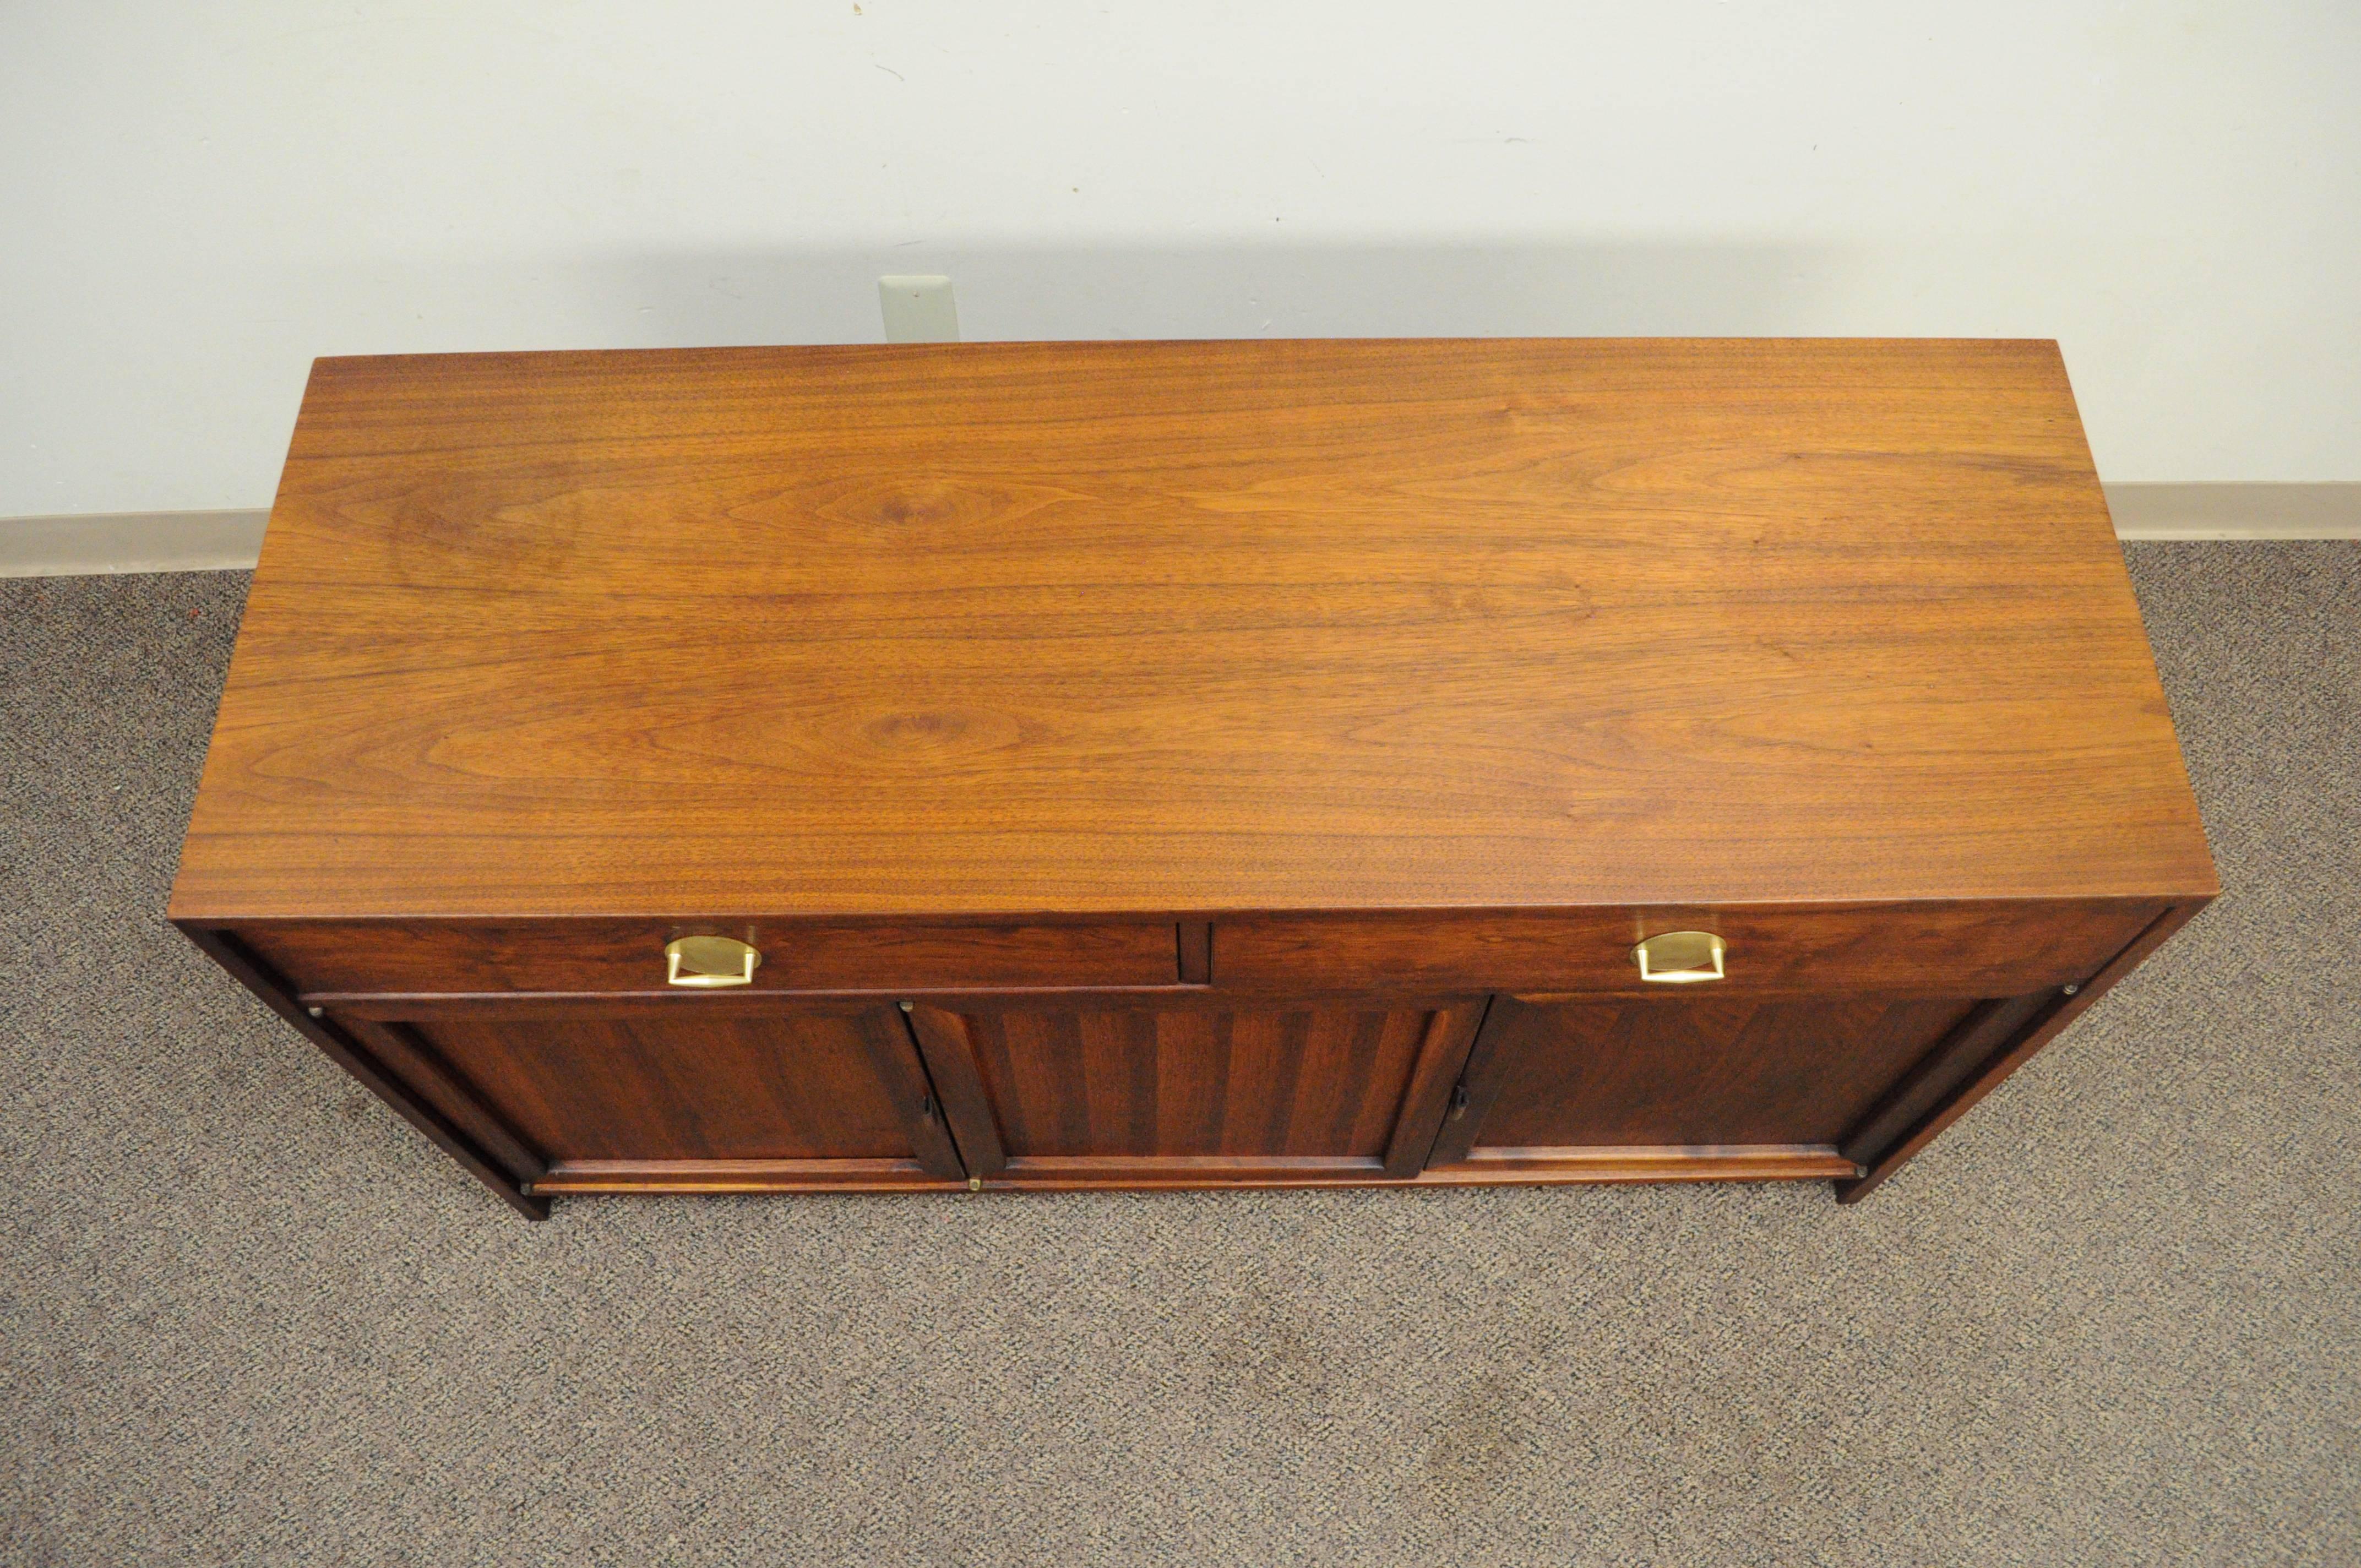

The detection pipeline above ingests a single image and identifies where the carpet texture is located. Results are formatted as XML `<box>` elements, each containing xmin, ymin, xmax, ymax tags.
<box><xmin>2</xmin><ymin>546</ymin><xmax>2355</xmax><ymax>1565</ymax></box>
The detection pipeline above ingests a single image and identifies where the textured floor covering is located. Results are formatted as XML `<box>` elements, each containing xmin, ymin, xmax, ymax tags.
<box><xmin>2</xmin><ymin>546</ymin><xmax>2355</xmax><ymax>1565</ymax></box>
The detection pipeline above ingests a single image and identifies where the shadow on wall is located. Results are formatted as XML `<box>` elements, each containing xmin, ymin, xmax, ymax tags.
<box><xmin>293</xmin><ymin>241</ymin><xmax>1860</xmax><ymax>355</ymax></box>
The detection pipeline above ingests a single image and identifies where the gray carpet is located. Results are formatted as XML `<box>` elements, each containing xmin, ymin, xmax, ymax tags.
<box><xmin>2</xmin><ymin>546</ymin><xmax>2355</xmax><ymax>1566</ymax></box>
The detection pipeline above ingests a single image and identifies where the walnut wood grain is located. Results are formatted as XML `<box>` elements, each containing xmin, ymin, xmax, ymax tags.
<box><xmin>168</xmin><ymin>337</ymin><xmax>2219</xmax><ymax>1215</ymax></box>
<box><xmin>1177</xmin><ymin>922</ymin><xmax>1212</xmax><ymax>985</ymax></box>
<box><xmin>171</xmin><ymin>338</ymin><xmax>2216</xmax><ymax>924</ymax></box>
<box><xmin>1424</xmin><ymin>993</ymin><xmax>1525</xmax><ymax>1168</ymax></box>
<box><xmin>340</xmin><ymin>1017</ymin><xmax>547</xmax><ymax>1184</ymax></box>
<box><xmin>1218</xmin><ymin>900</ymin><xmax>2164</xmax><ymax>995</ymax></box>
<box><xmin>939</xmin><ymin>1000</ymin><xmax>1473</xmax><ymax>1182</ymax></box>
<box><xmin>857</xmin><ymin>1009</ymin><xmax>969</xmax><ymax>1180</ymax></box>
<box><xmin>232</xmin><ymin>918</ymin><xmax>1177</xmax><ymax>997</ymax></box>
<box><xmin>1835</xmin><ymin>993</ymin><xmax>2055</xmax><ymax>1168</ymax></box>
<box><xmin>1380</xmin><ymin>1001</ymin><xmax>1489</xmax><ymax>1178</ymax></box>
<box><xmin>315</xmin><ymin>988</ymin><xmax>1215</xmax><ymax>1021</ymax></box>
<box><xmin>1428</xmin><ymin>991</ymin><xmax>1985</xmax><ymax>1169</ymax></box>
<box><xmin>904</xmin><ymin>1005</ymin><xmax>1009</xmax><ymax>1178</ymax></box>
<box><xmin>374</xmin><ymin>1004</ymin><xmax>962</xmax><ymax>1178</ymax></box>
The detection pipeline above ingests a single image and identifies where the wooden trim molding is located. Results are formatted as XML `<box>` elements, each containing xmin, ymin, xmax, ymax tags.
<box><xmin>527</xmin><ymin>1158</ymin><xmax>965</xmax><ymax>1194</ymax></box>
<box><xmin>531</xmin><ymin>1145</ymin><xmax>1859</xmax><ymax>1193</ymax></box>
<box><xmin>967</xmin><ymin>1146</ymin><xmax>1857</xmax><ymax>1189</ymax></box>
<box><xmin>992</xmin><ymin>1153</ymin><xmax>1391</xmax><ymax>1187</ymax></box>
<box><xmin>1425</xmin><ymin>1145</ymin><xmax>1861</xmax><ymax>1184</ymax></box>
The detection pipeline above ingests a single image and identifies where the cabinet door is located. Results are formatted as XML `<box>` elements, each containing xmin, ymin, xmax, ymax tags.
<box><xmin>905</xmin><ymin>999</ymin><xmax>1486</xmax><ymax>1186</ymax></box>
<box><xmin>333</xmin><ymin>1001</ymin><xmax>967</xmax><ymax>1193</ymax></box>
<box><xmin>1425</xmin><ymin>989</ymin><xmax>2061</xmax><ymax>1185</ymax></box>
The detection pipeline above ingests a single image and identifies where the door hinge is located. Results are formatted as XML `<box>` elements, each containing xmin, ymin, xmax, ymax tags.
<box><xmin>1449</xmin><ymin>1083</ymin><xmax>1470</xmax><ymax>1120</ymax></box>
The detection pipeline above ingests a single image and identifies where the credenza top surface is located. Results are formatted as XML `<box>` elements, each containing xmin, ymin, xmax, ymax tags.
<box><xmin>171</xmin><ymin>337</ymin><xmax>2216</xmax><ymax>921</ymax></box>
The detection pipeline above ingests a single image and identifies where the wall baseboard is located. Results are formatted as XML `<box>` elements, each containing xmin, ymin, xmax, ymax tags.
<box><xmin>3</xmin><ymin>485</ymin><xmax>2355</xmax><ymax>578</ymax></box>
<box><xmin>2</xmin><ymin>509</ymin><xmax>270</xmax><ymax>577</ymax></box>
<box><xmin>2103</xmin><ymin>483</ymin><xmax>2361</xmax><ymax>540</ymax></box>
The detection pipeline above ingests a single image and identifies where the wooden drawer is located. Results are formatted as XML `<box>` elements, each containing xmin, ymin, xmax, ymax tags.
<box><xmin>1215</xmin><ymin>901</ymin><xmax>2168</xmax><ymax>996</ymax></box>
<box><xmin>235</xmin><ymin>919</ymin><xmax>1182</xmax><ymax>998</ymax></box>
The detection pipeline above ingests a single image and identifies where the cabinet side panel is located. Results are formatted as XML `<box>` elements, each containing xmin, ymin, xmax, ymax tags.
<box><xmin>1837</xmin><ymin>993</ymin><xmax>2056</xmax><ymax>1167</ymax></box>
<box><xmin>342</xmin><ymin>1018</ymin><xmax>548</xmax><ymax>1183</ymax></box>
<box><xmin>1837</xmin><ymin>899</ymin><xmax>2208</xmax><ymax>1202</ymax></box>
<box><xmin>176</xmin><ymin>924</ymin><xmax>548</xmax><ymax>1220</ymax></box>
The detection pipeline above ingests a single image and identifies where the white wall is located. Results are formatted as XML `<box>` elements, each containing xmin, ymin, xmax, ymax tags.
<box><xmin>3</xmin><ymin>1</ymin><xmax>2356</xmax><ymax>518</ymax></box>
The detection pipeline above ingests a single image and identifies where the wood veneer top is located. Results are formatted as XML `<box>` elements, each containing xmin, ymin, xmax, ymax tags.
<box><xmin>171</xmin><ymin>338</ymin><xmax>2216</xmax><ymax>921</ymax></box>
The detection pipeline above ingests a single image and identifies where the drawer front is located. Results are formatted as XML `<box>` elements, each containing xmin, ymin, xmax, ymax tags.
<box><xmin>238</xmin><ymin>919</ymin><xmax>1182</xmax><ymax>997</ymax></box>
<box><xmin>1216</xmin><ymin>901</ymin><xmax>2167</xmax><ymax>996</ymax></box>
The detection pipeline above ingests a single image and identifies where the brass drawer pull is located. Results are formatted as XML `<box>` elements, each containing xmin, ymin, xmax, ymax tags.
<box><xmin>1632</xmin><ymin>930</ymin><xmax>1726</xmax><ymax>984</ymax></box>
<box><xmin>665</xmin><ymin>935</ymin><xmax>761</xmax><ymax>988</ymax></box>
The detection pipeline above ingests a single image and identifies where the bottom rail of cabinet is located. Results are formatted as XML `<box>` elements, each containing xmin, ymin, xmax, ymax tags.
<box><xmin>520</xmin><ymin>1145</ymin><xmax>1861</xmax><ymax>1196</ymax></box>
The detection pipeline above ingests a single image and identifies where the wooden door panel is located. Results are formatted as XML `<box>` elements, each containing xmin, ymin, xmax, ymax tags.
<box><xmin>975</xmin><ymin>1008</ymin><xmax>1423</xmax><ymax>1156</ymax></box>
<box><xmin>1430</xmin><ymin>993</ymin><xmax>2000</xmax><ymax>1180</ymax></box>
<box><xmin>1483</xmin><ymin>995</ymin><xmax>1977</xmax><ymax>1147</ymax></box>
<box><xmin>344</xmin><ymin>1006</ymin><xmax>966</xmax><ymax>1191</ymax></box>
<box><xmin>909</xmin><ymin>1000</ymin><xmax>1484</xmax><ymax>1185</ymax></box>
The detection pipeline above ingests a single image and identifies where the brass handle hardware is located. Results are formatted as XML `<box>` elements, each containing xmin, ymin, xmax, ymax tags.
<box><xmin>664</xmin><ymin>935</ymin><xmax>760</xmax><ymax>988</ymax></box>
<box><xmin>1632</xmin><ymin>930</ymin><xmax>1726</xmax><ymax>984</ymax></box>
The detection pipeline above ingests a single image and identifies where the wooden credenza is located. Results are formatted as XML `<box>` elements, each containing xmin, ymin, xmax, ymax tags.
<box><xmin>171</xmin><ymin>339</ymin><xmax>2216</xmax><ymax>1219</ymax></box>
